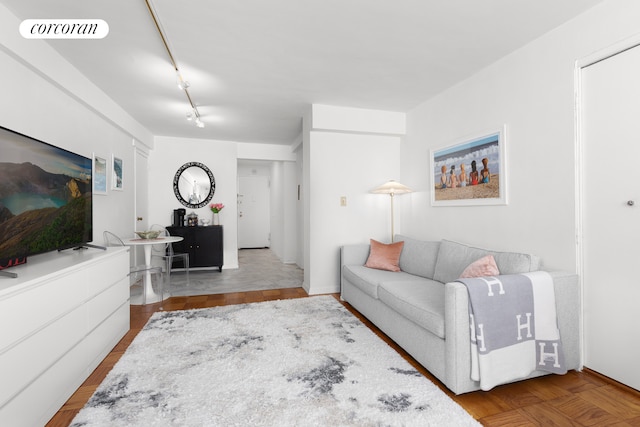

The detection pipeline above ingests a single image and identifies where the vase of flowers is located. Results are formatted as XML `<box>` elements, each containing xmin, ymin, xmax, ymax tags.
<box><xmin>209</xmin><ymin>203</ymin><xmax>224</xmax><ymax>225</ymax></box>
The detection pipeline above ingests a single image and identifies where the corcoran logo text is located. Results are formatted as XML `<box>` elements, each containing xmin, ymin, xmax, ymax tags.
<box><xmin>20</xmin><ymin>19</ymin><xmax>109</xmax><ymax>39</ymax></box>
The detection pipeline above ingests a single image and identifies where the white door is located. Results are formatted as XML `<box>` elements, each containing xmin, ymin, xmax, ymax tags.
<box><xmin>238</xmin><ymin>175</ymin><xmax>270</xmax><ymax>248</ymax></box>
<box><xmin>582</xmin><ymin>44</ymin><xmax>640</xmax><ymax>391</ymax></box>
<box><xmin>134</xmin><ymin>145</ymin><xmax>149</xmax><ymax>265</ymax></box>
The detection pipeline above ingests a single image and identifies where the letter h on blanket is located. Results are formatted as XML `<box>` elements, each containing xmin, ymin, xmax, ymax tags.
<box><xmin>458</xmin><ymin>271</ymin><xmax>566</xmax><ymax>391</ymax></box>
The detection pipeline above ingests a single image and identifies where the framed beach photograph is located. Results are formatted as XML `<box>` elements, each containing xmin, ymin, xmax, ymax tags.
<box><xmin>93</xmin><ymin>153</ymin><xmax>108</xmax><ymax>195</ymax></box>
<box><xmin>111</xmin><ymin>154</ymin><xmax>123</xmax><ymax>191</ymax></box>
<box><xmin>430</xmin><ymin>126</ymin><xmax>507</xmax><ymax>206</ymax></box>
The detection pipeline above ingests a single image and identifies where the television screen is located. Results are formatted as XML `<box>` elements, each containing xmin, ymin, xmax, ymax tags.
<box><xmin>0</xmin><ymin>125</ymin><xmax>93</xmax><ymax>270</ymax></box>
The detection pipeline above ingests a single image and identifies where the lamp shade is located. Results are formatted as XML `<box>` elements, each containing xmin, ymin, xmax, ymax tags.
<box><xmin>371</xmin><ymin>180</ymin><xmax>413</xmax><ymax>195</ymax></box>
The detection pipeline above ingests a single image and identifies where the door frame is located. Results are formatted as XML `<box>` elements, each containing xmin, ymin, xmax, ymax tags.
<box><xmin>133</xmin><ymin>141</ymin><xmax>150</xmax><ymax>266</ymax></box>
<box><xmin>574</xmin><ymin>34</ymin><xmax>640</xmax><ymax>367</ymax></box>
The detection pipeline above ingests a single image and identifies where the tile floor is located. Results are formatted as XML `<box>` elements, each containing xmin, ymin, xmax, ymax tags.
<box><xmin>132</xmin><ymin>248</ymin><xmax>304</xmax><ymax>299</ymax></box>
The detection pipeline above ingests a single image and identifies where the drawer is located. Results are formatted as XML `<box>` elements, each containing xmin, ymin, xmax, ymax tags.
<box><xmin>85</xmin><ymin>277</ymin><xmax>129</xmax><ymax>332</ymax></box>
<box><xmin>83</xmin><ymin>253</ymin><xmax>129</xmax><ymax>299</ymax></box>
<box><xmin>0</xmin><ymin>272</ymin><xmax>86</xmax><ymax>351</ymax></box>
<box><xmin>0</xmin><ymin>307</ymin><xmax>85</xmax><ymax>407</ymax></box>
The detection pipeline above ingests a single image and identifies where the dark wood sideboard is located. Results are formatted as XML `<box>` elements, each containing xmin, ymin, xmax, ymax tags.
<box><xmin>166</xmin><ymin>225</ymin><xmax>223</xmax><ymax>271</ymax></box>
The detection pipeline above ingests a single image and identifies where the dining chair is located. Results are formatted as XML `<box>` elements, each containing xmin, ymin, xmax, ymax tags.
<box><xmin>103</xmin><ymin>231</ymin><xmax>165</xmax><ymax>306</ymax></box>
<box><xmin>149</xmin><ymin>224</ymin><xmax>190</xmax><ymax>289</ymax></box>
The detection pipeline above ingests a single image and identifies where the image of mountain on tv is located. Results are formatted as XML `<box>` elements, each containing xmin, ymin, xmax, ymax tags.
<box><xmin>0</xmin><ymin>126</ymin><xmax>93</xmax><ymax>263</ymax></box>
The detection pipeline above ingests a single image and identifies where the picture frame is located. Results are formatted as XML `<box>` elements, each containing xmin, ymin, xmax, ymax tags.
<box><xmin>111</xmin><ymin>154</ymin><xmax>123</xmax><ymax>191</ymax></box>
<box><xmin>93</xmin><ymin>153</ymin><xmax>108</xmax><ymax>195</ymax></box>
<box><xmin>430</xmin><ymin>126</ymin><xmax>507</xmax><ymax>206</ymax></box>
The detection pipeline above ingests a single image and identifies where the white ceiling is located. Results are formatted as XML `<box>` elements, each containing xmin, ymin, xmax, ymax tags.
<box><xmin>4</xmin><ymin>0</ymin><xmax>603</xmax><ymax>145</ymax></box>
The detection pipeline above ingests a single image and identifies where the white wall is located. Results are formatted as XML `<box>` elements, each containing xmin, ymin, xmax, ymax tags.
<box><xmin>304</xmin><ymin>105</ymin><xmax>405</xmax><ymax>294</ymax></box>
<box><xmin>270</xmin><ymin>162</ymin><xmax>285</xmax><ymax>259</ymax></box>
<box><xmin>0</xmin><ymin>4</ymin><xmax>151</xmax><ymax>250</ymax></box>
<box><xmin>238</xmin><ymin>142</ymin><xmax>297</xmax><ymax>162</ymax></box>
<box><xmin>295</xmin><ymin>145</ymin><xmax>305</xmax><ymax>269</ymax></box>
<box><xmin>312</xmin><ymin>104</ymin><xmax>406</xmax><ymax>135</ymax></box>
<box><xmin>148</xmin><ymin>137</ymin><xmax>239</xmax><ymax>269</ymax></box>
<box><xmin>268</xmin><ymin>160</ymin><xmax>298</xmax><ymax>264</ymax></box>
<box><xmin>401</xmin><ymin>0</ymin><xmax>640</xmax><ymax>273</ymax></box>
<box><xmin>282</xmin><ymin>161</ymin><xmax>298</xmax><ymax>264</ymax></box>
<box><xmin>238</xmin><ymin>161</ymin><xmax>272</xmax><ymax>177</ymax></box>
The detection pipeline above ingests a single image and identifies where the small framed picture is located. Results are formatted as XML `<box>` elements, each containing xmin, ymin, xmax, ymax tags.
<box><xmin>430</xmin><ymin>126</ymin><xmax>507</xmax><ymax>206</ymax></box>
<box><xmin>93</xmin><ymin>153</ymin><xmax>107</xmax><ymax>195</ymax></box>
<box><xmin>111</xmin><ymin>155</ymin><xmax>123</xmax><ymax>191</ymax></box>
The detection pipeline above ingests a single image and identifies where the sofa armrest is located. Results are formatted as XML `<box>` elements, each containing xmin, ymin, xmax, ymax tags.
<box><xmin>443</xmin><ymin>270</ymin><xmax>582</xmax><ymax>394</ymax></box>
<box><xmin>340</xmin><ymin>244</ymin><xmax>370</xmax><ymax>267</ymax></box>
<box><xmin>444</xmin><ymin>281</ymin><xmax>474</xmax><ymax>394</ymax></box>
<box><xmin>547</xmin><ymin>271</ymin><xmax>582</xmax><ymax>371</ymax></box>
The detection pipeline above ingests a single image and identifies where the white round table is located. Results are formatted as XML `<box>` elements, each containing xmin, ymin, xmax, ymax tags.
<box><xmin>122</xmin><ymin>236</ymin><xmax>183</xmax><ymax>304</ymax></box>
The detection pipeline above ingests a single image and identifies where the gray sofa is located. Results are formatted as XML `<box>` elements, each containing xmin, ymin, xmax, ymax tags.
<box><xmin>340</xmin><ymin>235</ymin><xmax>581</xmax><ymax>395</ymax></box>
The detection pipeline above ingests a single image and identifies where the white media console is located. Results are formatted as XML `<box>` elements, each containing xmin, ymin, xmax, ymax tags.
<box><xmin>0</xmin><ymin>247</ymin><xmax>130</xmax><ymax>426</ymax></box>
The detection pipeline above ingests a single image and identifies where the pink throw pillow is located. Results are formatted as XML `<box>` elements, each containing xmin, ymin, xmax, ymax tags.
<box><xmin>459</xmin><ymin>255</ymin><xmax>500</xmax><ymax>278</ymax></box>
<box><xmin>365</xmin><ymin>239</ymin><xmax>404</xmax><ymax>272</ymax></box>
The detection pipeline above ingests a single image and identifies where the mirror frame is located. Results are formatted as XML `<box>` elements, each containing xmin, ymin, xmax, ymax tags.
<box><xmin>173</xmin><ymin>162</ymin><xmax>216</xmax><ymax>209</ymax></box>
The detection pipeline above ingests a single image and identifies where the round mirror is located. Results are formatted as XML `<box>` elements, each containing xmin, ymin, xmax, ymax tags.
<box><xmin>173</xmin><ymin>162</ymin><xmax>216</xmax><ymax>208</ymax></box>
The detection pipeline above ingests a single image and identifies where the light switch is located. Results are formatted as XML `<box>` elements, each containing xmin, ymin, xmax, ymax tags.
<box><xmin>340</xmin><ymin>196</ymin><xmax>347</xmax><ymax>207</ymax></box>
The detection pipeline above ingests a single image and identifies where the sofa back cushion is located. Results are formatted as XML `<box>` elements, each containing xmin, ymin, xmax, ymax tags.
<box><xmin>395</xmin><ymin>235</ymin><xmax>440</xmax><ymax>279</ymax></box>
<box><xmin>433</xmin><ymin>239</ymin><xmax>541</xmax><ymax>283</ymax></box>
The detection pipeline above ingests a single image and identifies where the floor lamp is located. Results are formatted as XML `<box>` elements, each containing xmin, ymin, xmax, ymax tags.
<box><xmin>371</xmin><ymin>180</ymin><xmax>413</xmax><ymax>242</ymax></box>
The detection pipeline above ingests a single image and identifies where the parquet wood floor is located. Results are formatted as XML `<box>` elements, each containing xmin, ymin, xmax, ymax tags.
<box><xmin>46</xmin><ymin>290</ymin><xmax>640</xmax><ymax>426</ymax></box>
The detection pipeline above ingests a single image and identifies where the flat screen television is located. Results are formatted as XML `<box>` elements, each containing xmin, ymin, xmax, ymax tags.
<box><xmin>0</xmin><ymin>125</ymin><xmax>93</xmax><ymax>273</ymax></box>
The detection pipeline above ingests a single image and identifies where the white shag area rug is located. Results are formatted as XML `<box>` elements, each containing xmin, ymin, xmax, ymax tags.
<box><xmin>71</xmin><ymin>296</ymin><xmax>480</xmax><ymax>426</ymax></box>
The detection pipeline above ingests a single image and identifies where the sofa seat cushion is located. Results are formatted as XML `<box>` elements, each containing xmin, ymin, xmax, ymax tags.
<box><xmin>378</xmin><ymin>279</ymin><xmax>445</xmax><ymax>339</ymax></box>
<box><xmin>342</xmin><ymin>265</ymin><xmax>426</xmax><ymax>299</ymax></box>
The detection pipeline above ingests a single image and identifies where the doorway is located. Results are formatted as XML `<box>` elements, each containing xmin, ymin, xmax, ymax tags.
<box><xmin>579</xmin><ymin>42</ymin><xmax>640</xmax><ymax>391</ymax></box>
<box><xmin>238</xmin><ymin>175</ymin><xmax>270</xmax><ymax>249</ymax></box>
<box><xmin>133</xmin><ymin>144</ymin><xmax>149</xmax><ymax>265</ymax></box>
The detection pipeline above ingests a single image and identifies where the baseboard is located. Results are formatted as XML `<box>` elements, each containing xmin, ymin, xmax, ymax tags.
<box><xmin>582</xmin><ymin>367</ymin><xmax>640</xmax><ymax>396</ymax></box>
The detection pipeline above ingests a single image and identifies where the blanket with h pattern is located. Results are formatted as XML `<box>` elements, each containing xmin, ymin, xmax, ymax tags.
<box><xmin>457</xmin><ymin>271</ymin><xmax>566</xmax><ymax>391</ymax></box>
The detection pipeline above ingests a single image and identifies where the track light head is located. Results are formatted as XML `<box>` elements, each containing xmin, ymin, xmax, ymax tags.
<box><xmin>186</xmin><ymin>108</ymin><xmax>204</xmax><ymax>128</ymax></box>
<box><xmin>176</xmin><ymin>71</ymin><xmax>190</xmax><ymax>90</ymax></box>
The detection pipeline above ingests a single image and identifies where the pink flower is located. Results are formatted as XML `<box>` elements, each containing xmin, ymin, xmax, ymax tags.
<box><xmin>210</xmin><ymin>203</ymin><xmax>224</xmax><ymax>213</ymax></box>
